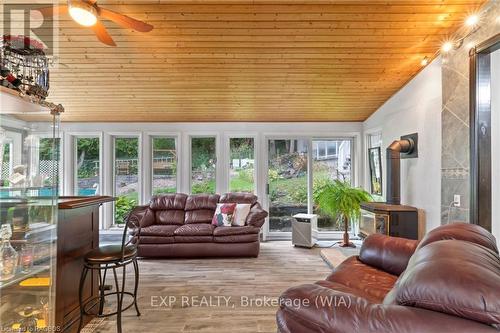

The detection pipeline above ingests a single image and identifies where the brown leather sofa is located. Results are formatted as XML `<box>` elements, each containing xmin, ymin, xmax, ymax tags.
<box><xmin>127</xmin><ymin>192</ymin><xmax>267</xmax><ymax>258</ymax></box>
<box><xmin>276</xmin><ymin>223</ymin><xmax>500</xmax><ymax>333</ymax></box>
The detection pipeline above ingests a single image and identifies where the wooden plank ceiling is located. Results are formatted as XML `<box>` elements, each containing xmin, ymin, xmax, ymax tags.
<box><xmin>24</xmin><ymin>0</ymin><xmax>487</xmax><ymax>122</ymax></box>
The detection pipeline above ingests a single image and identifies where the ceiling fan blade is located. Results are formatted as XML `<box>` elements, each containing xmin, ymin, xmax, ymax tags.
<box><xmin>86</xmin><ymin>0</ymin><xmax>98</xmax><ymax>5</ymax></box>
<box><xmin>35</xmin><ymin>5</ymin><xmax>68</xmax><ymax>17</ymax></box>
<box><xmin>91</xmin><ymin>21</ymin><xmax>116</xmax><ymax>46</ymax></box>
<box><xmin>98</xmin><ymin>7</ymin><xmax>153</xmax><ymax>32</ymax></box>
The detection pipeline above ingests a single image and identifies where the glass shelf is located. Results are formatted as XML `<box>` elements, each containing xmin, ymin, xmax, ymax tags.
<box><xmin>0</xmin><ymin>265</ymin><xmax>50</xmax><ymax>290</ymax></box>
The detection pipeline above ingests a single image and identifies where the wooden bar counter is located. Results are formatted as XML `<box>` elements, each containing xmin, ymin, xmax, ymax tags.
<box><xmin>56</xmin><ymin>196</ymin><xmax>115</xmax><ymax>333</ymax></box>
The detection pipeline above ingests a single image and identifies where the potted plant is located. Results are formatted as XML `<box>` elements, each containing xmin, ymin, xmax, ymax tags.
<box><xmin>315</xmin><ymin>179</ymin><xmax>372</xmax><ymax>247</ymax></box>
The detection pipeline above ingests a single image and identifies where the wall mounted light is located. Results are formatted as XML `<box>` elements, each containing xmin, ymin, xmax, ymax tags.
<box><xmin>441</xmin><ymin>41</ymin><xmax>454</xmax><ymax>53</ymax></box>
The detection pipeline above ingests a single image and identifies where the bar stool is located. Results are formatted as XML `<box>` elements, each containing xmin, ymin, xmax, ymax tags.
<box><xmin>77</xmin><ymin>209</ymin><xmax>143</xmax><ymax>333</ymax></box>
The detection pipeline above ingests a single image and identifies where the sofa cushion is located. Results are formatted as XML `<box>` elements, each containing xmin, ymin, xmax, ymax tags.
<box><xmin>214</xmin><ymin>233</ymin><xmax>259</xmax><ymax>243</ymax></box>
<box><xmin>155</xmin><ymin>210</ymin><xmax>185</xmax><ymax>225</ymax></box>
<box><xmin>174</xmin><ymin>224</ymin><xmax>215</xmax><ymax>236</ymax></box>
<box><xmin>219</xmin><ymin>192</ymin><xmax>258</xmax><ymax>205</ymax></box>
<box><xmin>326</xmin><ymin>256</ymin><xmax>397</xmax><ymax>303</ymax></box>
<box><xmin>185</xmin><ymin>210</ymin><xmax>215</xmax><ymax>224</ymax></box>
<box><xmin>139</xmin><ymin>236</ymin><xmax>174</xmax><ymax>244</ymax></box>
<box><xmin>391</xmin><ymin>240</ymin><xmax>500</xmax><ymax>325</ymax></box>
<box><xmin>213</xmin><ymin>226</ymin><xmax>260</xmax><ymax>236</ymax></box>
<box><xmin>185</xmin><ymin>194</ymin><xmax>220</xmax><ymax>211</ymax></box>
<box><xmin>174</xmin><ymin>235</ymin><xmax>213</xmax><ymax>243</ymax></box>
<box><xmin>417</xmin><ymin>222</ymin><xmax>498</xmax><ymax>254</ymax></box>
<box><xmin>140</xmin><ymin>225</ymin><xmax>179</xmax><ymax>237</ymax></box>
<box><xmin>150</xmin><ymin>193</ymin><xmax>187</xmax><ymax>210</ymax></box>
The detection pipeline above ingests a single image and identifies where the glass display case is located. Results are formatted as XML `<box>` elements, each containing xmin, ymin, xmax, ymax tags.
<box><xmin>0</xmin><ymin>88</ymin><xmax>61</xmax><ymax>332</ymax></box>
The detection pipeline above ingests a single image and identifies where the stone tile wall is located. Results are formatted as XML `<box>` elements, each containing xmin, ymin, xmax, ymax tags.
<box><xmin>441</xmin><ymin>1</ymin><xmax>500</xmax><ymax>224</ymax></box>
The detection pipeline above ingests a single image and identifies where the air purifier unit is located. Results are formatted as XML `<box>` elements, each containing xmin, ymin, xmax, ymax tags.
<box><xmin>292</xmin><ymin>213</ymin><xmax>318</xmax><ymax>248</ymax></box>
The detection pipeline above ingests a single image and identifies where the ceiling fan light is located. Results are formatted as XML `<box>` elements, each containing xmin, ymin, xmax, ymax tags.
<box><xmin>69</xmin><ymin>1</ymin><xmax>97</xmax><ymax>27</ymax></box>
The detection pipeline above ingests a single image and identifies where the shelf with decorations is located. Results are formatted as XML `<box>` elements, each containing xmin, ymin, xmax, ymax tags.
<box><xmin>1</xmin><ymin>34</ymin><xmax>62</xmax><ymax>333</ymax></box>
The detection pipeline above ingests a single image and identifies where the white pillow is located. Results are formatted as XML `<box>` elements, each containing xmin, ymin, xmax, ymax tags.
<box><xmin>232</xmin><ymin>204</ymin><xmax>251</xmax><ymax>226</ymax></box>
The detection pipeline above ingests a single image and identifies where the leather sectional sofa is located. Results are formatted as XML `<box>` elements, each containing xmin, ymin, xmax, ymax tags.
<box><xmin>127</xmin><ymin>192</ymin><xmax>268</xmax><ymax>258</ymax></box>
<box><xmin>277</xmin><ymin>223</ymin><xmax>500</xmax><ymax>333</ymax></box>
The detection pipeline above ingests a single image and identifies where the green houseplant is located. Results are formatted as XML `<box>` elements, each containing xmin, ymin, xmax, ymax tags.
<box><xmin>315</xmin><ymin>180</ymin><xmax>372</xmax><ymax>247</ymax></box>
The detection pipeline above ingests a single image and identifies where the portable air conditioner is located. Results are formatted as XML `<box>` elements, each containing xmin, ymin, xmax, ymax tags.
<box><xmin>292</xmin><ymin>213</ymin><xmax>318</xmax><ymax>248</ymax></box>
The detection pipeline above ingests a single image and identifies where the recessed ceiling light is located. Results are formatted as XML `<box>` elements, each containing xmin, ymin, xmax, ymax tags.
<box><xmin>421</xmin><ymin>57</ymin><xmax>429</xmax><ymax>66</ymax></box>
<box><xmin>465</xmin><ymin>14</ymin><xmax>480</xmax><ymax>27</ymax></box>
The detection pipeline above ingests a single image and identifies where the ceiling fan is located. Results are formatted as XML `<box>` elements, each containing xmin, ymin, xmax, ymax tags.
<box><xmin>37</xmin><ymin>0</ymin><xmax>154</xmax><ymax>46</ymax></box>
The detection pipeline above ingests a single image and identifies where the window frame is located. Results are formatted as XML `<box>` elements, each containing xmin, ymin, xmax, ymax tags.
<box><xmin>150</xmin><ymin>135</ymin><xmax>180</xmax><ymax>197</ymax></box>
<box><xmin>73</xmin><ymin>134</ymin><xmax>103</xmax><ymax>196</ymax></box>
<box><xmin>187</xmin><ymin>133</ymin><xmax>220</xmax><ymax>194</ymax></box>
<box><xmin>111</xmin><ymin>133</ymin><xmax>142</xmax><ymax>226</ymax></box>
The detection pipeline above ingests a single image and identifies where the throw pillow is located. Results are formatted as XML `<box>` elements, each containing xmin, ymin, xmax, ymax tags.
<box><xmin>212</xmin><ymin>203</ymin><xmax>237</xmax><ymax>227</ymax></box>
<box><xmin>232</xmin><ymin>204</ymin><xmax>252</xmax><ymax>226</ymax></box>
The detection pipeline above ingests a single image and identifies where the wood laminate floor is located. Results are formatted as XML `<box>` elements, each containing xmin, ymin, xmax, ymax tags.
<box><xmin>90</xmin><ymin>241</ymin><xmax>332</xmax><ymax>333</ymax></box>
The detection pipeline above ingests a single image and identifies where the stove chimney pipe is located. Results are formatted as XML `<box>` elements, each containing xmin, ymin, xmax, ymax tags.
<box><xmin>386</xmin><ymin>137</ymin><xmax>415</xmax><ymax>205</ymax></box>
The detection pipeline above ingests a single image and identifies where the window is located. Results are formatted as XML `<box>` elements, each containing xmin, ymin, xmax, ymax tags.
<box><xmin>114</xmin><ymin>137</ymin><xmax>139</xmax><ymax>225</ymax></box>
<box><xmin>229</xmin><ymin>138</ymin><xmax>255</xmax><ymax>193</ymax></box>
<box><xmin>76</xmin><ymin>137</ymin><xmax>100</xmax><ymax>196</ymax></box>
<box><xmin>191</xmin><ymin>137</ymin><xmax>216</xmax><ymax>194</ymax></box>
<box><xmin>152</xmin><ymin>137</ymin><xmax>177</xmax><ymax>195</ymax></box>
<box><xmin>38</xmin><ymin>137</ymin><xmax>60</xmax><ymax>190</ymax></box>
<box><xmin>312</xmin><ymin>139</ymin><xmax>353</xmax><ymax>231</ymax></box>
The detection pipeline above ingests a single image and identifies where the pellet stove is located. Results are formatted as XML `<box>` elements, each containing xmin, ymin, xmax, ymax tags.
<box><xmin>360</xmin><ymin>134</ymin><xmax>419</xmax><ymax>240</ymax></box>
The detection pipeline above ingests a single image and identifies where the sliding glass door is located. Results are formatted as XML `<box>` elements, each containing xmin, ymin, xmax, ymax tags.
<box><xmin>265</xmin><ymin>137</ymin><xmax>355</xmax><ymax>238</ymax></box>
<box><xmin>267</xmin><ymin>139</ymin><xmax>308</xmax><ymax>233</ymax></box>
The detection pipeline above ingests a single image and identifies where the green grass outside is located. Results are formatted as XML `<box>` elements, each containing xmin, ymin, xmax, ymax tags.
<box><xmin>229</xmin><ymin>177</ymin><xmax>254</xmax><ymax>192</ymax></box>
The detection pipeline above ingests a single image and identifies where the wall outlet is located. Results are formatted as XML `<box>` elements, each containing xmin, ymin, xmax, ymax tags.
<box><xmin>453</xmin><ymin>195</ymin><xmax>461</xmax><ymax>207</ymax></box>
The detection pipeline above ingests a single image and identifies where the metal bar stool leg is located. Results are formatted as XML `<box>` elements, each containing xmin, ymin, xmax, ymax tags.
<box><xmin>98</xmin><ymin>265</ymin><xmax>108</xmax><ymax>316</ymax></box>
<box><xmin>112</xmin><ymin>267</ymin><xmax>123</xmax><ymax>333</ymax></box>
<box><xmin>77</xmin><ymin>266</ymin><xmax>89</xmax><ymax>333</ymax></box>
<box><xmin>132</xmin><ymin>258</ymin><xmax>141</xmax><ymax>316</ymax></box>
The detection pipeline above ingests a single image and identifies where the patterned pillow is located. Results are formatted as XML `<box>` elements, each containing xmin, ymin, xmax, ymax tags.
<box><xmin>212</xmin><ymin>203</ymin><xmax>237</xmax><ymax>227</ymax></box>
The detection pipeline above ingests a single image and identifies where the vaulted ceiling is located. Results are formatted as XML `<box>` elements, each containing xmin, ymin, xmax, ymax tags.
<box><xmin>26</xmin><ymin>0</ymin><xmax>487</xmax><ymax>122</ymax></box>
